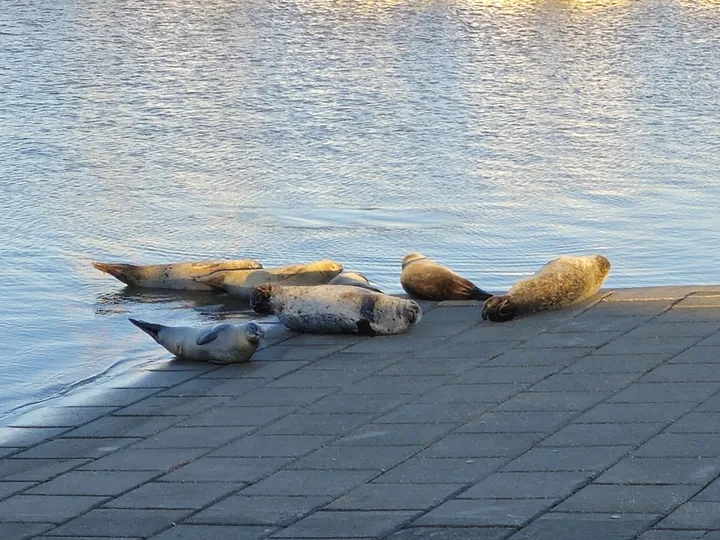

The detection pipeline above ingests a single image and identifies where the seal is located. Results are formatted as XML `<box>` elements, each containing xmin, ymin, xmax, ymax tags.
<box><xmin>194</xmin><ymin>260</ymin><xmax>343</xmax><ymax>298</ymax></box>
<box><xmin>250</xmin><ymin>284</ymin><xmax>421</xmax><ymax>336</ymax></box>
<box><xmin>481</xmin><ymin>254</ymin><xmax>611</xmax><ymax>323</ymax></box>
<box><xmin>328</xmin><ymin>271</ymin><xmax>384</xmax><ymax>293</ymax></box>
<box><xmin>128</xmin><ymin>318</ymin><xmax>264</xmax><ymax>364</ymax></box>
<box><xmin>92</xmin><ymin>259</ymin><xmax>263</xmax><ymax>291</ymax></box>
<box><xmin>400</xmin><ymin>253</ymin><xmax>492</xmax><ymax>301</ymax></box>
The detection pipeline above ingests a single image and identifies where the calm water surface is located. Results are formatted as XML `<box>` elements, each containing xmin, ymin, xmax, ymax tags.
<box><xmin>1</xmin><ymin>0</ymin><xmax>719</xmax><ymax>416</ymax></box>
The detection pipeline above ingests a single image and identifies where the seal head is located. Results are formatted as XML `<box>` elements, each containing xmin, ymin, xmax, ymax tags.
<box><xmin>243</xmin><ymin>322</ymin><xmax>265</xmax><ymax>343</ymax></box>
<box><xmin>481</xmin><ymin>295</ymin><xmax>518</xmax><ymax>323</ymax></box>
<box><xmin>251</xmin><ymin>284</ymin><xmax>275</xmax><ymax>315</ymax></box>
<box><xmin>401</xmin><ymin>252</ymin><xmax>427</xmax><ymax>268</ymax></box>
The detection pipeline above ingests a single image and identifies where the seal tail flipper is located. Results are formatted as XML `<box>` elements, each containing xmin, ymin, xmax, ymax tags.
<box><xmin>129</xmin><ymin>318</ymin><xmax>164</xmax><ymax>341</ymax></box>
<box><xmin>468</xmin><ymin>287</ymin><xmax>493</xmax><ymax>301</ymax></box>
<box><xmin>92</xmin><ymin>262</ymin><xmax>137</xmax><ymax>286</ymax></box>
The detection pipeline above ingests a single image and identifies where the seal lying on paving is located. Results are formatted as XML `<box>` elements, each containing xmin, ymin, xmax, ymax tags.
<box><xmin>92</xmin><ymin>259</ymin><xmax>263</xmax><ymax>291</ymax></box>
<box><xmin>193</xmin><ymin>260</ymin><xmax>343</xmax><ymax>298</ymax></box>
<box><xmin>251</xmin><ymin>284</ymin><xmax>421</xmax><ymax>336</ymax></box>
<box><xmin>400</xmin><ymin>252</ymin><xmax>492</xmax><ymax>301</ymax></box>
<box><xmin>481</xmin><ymin>254</ymin><xmax>611</xmax><ymax>323</ymax></box>
<box><xmin>129</xmin><ymin>319</ymin><xmax>264</xmax><ymax>363</ymax></box>
<box><xmin>328</xmin><ymin>271</ymin><xmax>384</xmax><ymax>293</ymax></box>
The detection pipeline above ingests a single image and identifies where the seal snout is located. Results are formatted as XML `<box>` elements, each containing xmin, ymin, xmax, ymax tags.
<box><xmin>244</xmin><ymin>322</ymin><xmax>265</xmax><ymax>343</ymax></box>
<box><xmin>250</xmin><ymin>285</ymin><xmax>274</xmax><ymax>315</ymax></box>
<box><xmin>481</xmin><ymin>295</ymin><xmax>518</xmax><ymax>323</ymax></box>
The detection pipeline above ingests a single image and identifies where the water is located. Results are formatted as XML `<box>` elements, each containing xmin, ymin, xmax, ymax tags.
<box><xmin>1</xmin><ymin>0</ymin><xmax>719</xmax><ymax>417</ymax></box>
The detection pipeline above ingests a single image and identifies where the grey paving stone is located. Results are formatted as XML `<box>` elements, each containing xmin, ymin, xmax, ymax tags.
<box><xmin>610</xmin><ymin>382</ymin><xmax>720</xmax><ymax>403</ymax></box>
<box><xmin>189</xmin><ymin>494</ymin><xmax>331</xmax><ymax>526</ymax></box>
<box><xmin>210</xmin><ymin>434</ymin><xmax>334</xmax><ymax>458</ymax></box>
<box><xmin>255</xmin><ymin>413</ymin><xmax>373</xmax><ymax>436</ymax></box>
<box><xmin>675</xmin><ymin>294</ymin><xmax>720</xmax><ymax>307</ymax></box>
<box><xmin>132</xmin><ymin>426</ymin><xmax>251</xmax><ymax>449</ymax></box>
<box><xmin>251</xmin><ymin>344</ymin><xmax>349</xmax><ymax>361</ymax></box>
<box><xmin>281</xmin><ymin>333</ymin><xmax>368</xmax><ymax>346</ymax></box>
<box><xmin>420</xmin><ymin>433</ymin><xmax>543</xmax><ymax>459</ymax></box>
<box><xmin>179</xmin><ymin>406</ymin><xmax>294</xmax><ymax>428</ymax></box>
<box><xmin>458</xmin><ymin>411</ymin><xmax>576</xmax><ymax>434</ymax></box>
<box><xmin>47</xmin><ymin>508</ymin><xmax>190</xmax><ymax>537</ymax></box>
<box><xmin>667</xmin><ymin>413</ymin><xmax>720</xmax><ymax>433</ymax></box>
<box><xmin>36</xmin><ymin>536</ymin><xmax>142</xmax><ymax>540</ymax></box>
<box><xmin>454</xmin><ymin>324</ymin><xmax>544</xmax><ymax>342</ymax></box>
<box><xmin>577</xmin><ymin>402</ymin><xmax>696</xmax><ymax>423</ymax></box>
<box><xmin>669</xmin><ymin>346</ymin><xmax>720</xmax><ymax>364</ymax></box>
<box><xmin>658</xmin><ymin>501</ymin><xmax>720</xmax><ymax>529</ymax></box>
<box><xmin>80</xmin><ymin>448</ymin><xmax>206</xmax><ymax>471</ymax></box>
<box><xmin>271</xmin><ymin>510</ymin><xmax>419</xmax><ymax>538</ymax></box>
<box><xmin>226</xmin><ymin>387</ymin><xmax>337</xmax><ymax>407</ymax></box>
<box><xmin>604</xmin><ymin>287</ymin><xmax>694</xmax><ymax>301</ymax></box>
<box><xmin>378</xmin><ymin>359</ymin><xmax>479</xmax><ymax>377</ymax></box>
<box><xmin>626</xmin><ymin>322</ymin><xmax>720</xmax><ymax>338</ymax></box>
<box><xmin>587</xmin><ymin>299</ymin><xmax>674</xmax><ymax>316</ymax></box>
<box><xmin>596</xmin><ymin>337</ymin><xmax>699</xmax><ymax>356</ymax></box>
<box><xmin>637</xmin><ymin>532</ymin><xmax>707</xmax><ymax>540</ymax></box>
<box><xmin>642</xmin><ymin>364</ymin><xmax>720</xmax><ymax>382</ymax></box>
<box><xmin>519</xmin><ymin>331</ymin><xmax>622</xmax><ymax>349</ymax></box>
<box><xmin>423</xmin><ymin>306</ymin><xmax>483</xmax><ymax>323</ymax></box>
<box><xmin>328</xmin><ymin>483</ymin><xmax>461</xmax><ymax>510</ymax></box>
<box><xmin>341</xmin><ymin>335</ymin><xmax>453</xmax><ymax>355</ymax></box>
<box><xmin>159</xmin><ymin>457</ymin><xmax>290</xmax><ymax>483</ymax></box>
<box><xmin>240</xmin><ymin>469</ymin><xmax>377</xmax><ymax>497</ymax></box>
<box><xmin>149</xmin><ymin>524</ymin><xmax>276</xmax><ymax>540</ymax></box>
<box><xmin>112</xmin><ymin>396</ymin><xmax>227</xmax><ymax>417</ymax></box>
<box><xmin>415</xmin><ymin>384</ymin><xmax>521</xmax><ymax>404</ymax></box>
<box><xmin>373</xmin><ymin>457</ymin><xmax>505</xmax><ymax>484</ymax></box>
<box><xmin>634</xmin><ymin>434</ymin><xmax>720</xmax><ymax>458</ymax></box>
<box><xmin>386</xmin><ymin>527</ymin><xmax>515</xmax><ymax>540</ymax></box>
<box><xmin>287</xmin><ymin>445</ymin><xmax>421</xmax><ymax>471</ymax></box>
<box><xmin>540</xmin><ymin>422</ymin><xmax>664</xmax><ymax>447</ymax></box>
<box><xmin>0</xmin><ymin>494</ymin><xmax>105</xmax><ymax>522</ymax></box>
<box><xmin>413</xmin><ymin>341</ymin><xmax>521</xmax><ymax>360</ymax></box>
<box><xmin>105</xmin><ymin>481</ymin><xmax>236</xmax><ymax>509</ymax></box>
<box><xmin>0</xmin><ymin>523</ymin><xmax>54</xmax><ymax>540</ymax></box>
<box><xmin>483</xmin><ymin>348</ymin><xmax>593</xmax><ymax>368</ymax></box>
<box><xmin>0</xmin><ymin>427</ymin><xmax>68</xmax><ymax>448</ymax></box>
<box><xmin>303</xmin><ymin>393</ymin><xmax>407</xmax><ymax>414</ymax></box>
<box><xmin>100</xmin><ymin>370</ymin><xmax>199</xmax><ymax>389</ymax></box>
<box><xmin>460</xmin><ymin>471</ymin><xmax>591</xmax><ymax>499</ymax></box>
<box><xmin>159</xmin><ymin>377</ymin><xmax>265</xmax><ymax>397</ymax></box>
<box><xmin>0</xmin><ymin>458</ymin><xmax>88</xmax><ymax>482</ymax></box>
<box><xmin>26</xmin><ymin>470</ymin><xmax>157</xmax><ymax>496</ymax></box>
<box><xmin>60</xmin><ymin>415</ymin><xmax>185</xmax><ymax>439</ymax></box>
<box><xmin>0</xmin><ymin>481</ymin><xmax>36</xmax><ymax>499</ymax></box>
<box><xmin>345</xmin><ymin>375</ymin><xmax>451</xmax><ymax>395</ymax></box>
<box><xmin>552</xmin><ymin>316</ymin><xmax>647</xmax><ymax>334</ymax></box>
<box><xmin>265</xmin><ymin>369</ymin><xmax>371</xmax><ymax>388</ymax></box>
<box><xmin>697</xmin><ymin>335</ymin><xmax>720</xmax><ymax>347</ymax></box>
<box><xmin>508</xmin><ymin>512</ymin><xmax>660</xmax><ymax>540</ymax></box>
<box><xmin>564</xmin><ymin>354</ymin><xmax>671</xmax><ymax>374</ymax></box>
<box><xmin>375</xmin><ymin>403</ymin><xmax>493</xmax><ymax>425</ymax></box>
<box><xmin>338</xmin><ymin>423</ymin><xmax>458</xmax><ymax>446</ymax></box>
<box><xmin>459</xmin><ymin>366</ymin><xmax>560</xmax><ymax>385</ymax></box>
<box><xmin>692</xmin><ymin>477</ymin><xmax>720</xmax><ymax>501</ymax></box>
<box><xmin>13</xmin><ymin>437</ymin><xmax>139</xmax><ymax>459</ymax></box>
<box><xmin>414</xmin><ymin>498</ymin><xmax>552</xmax><ymax>527</ymax></box>
<box><xmin>307</xmin><ymin>353</ymin><xmax>396</xmax><ymax>371</ymax></box>
<box><xmin>7</xmin><ymin>406</ymin><xmax>117</xmax><ymax>428</ymax></box>
<box><xmin>496</xmin><ymin>392</ymin><xmax>607</xmax><ymax>412</ymax></box>
<box><xmin>530</xmin><ymin>372</ymin><xmax>639</xmax><ymax>393</ymax></box>
<box><xmin>697</xmin><ymin>393</ymin><xmax>720</xmax><ymax>411</ymax></box>
<box><xmin>503</xmin><ymin>446</ymin><xmax>632</xmax><ymax>472</ymax></box>
<box><xmin>597</xmin><ymin>457</ymin><xmax>720</xmax><ymax>485</ymax></box>
<box><xmin>654</xmin><ymin>309</ymin><xmax>720</xmax><ymax>323</ymax></box>
<box><xmin>555</xmin><ymin>484</ymin><xmax>699</xmax><ymax>513</ymax></box>
<box><xmin>200</xmin><ymin>361</ymin><xmax>306</xmax><ymax>380</ymax></box>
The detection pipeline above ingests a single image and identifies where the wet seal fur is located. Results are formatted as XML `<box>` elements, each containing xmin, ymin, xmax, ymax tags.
<box><xmin>129</xmin><ymin>318</ymin><xmax>264</xmax><ymax>364</ymax></box>
<box><xmin>251</xmin><ymin>284</ymin><xmax>421</xmax><ymax>336</ymax></box>
<box><xmin>328</xmin><ymin>271</ymin><xmax>384</xmax><ymax>293</ymax></box>
<box><xmin>194</xmin><ymin>260</ymin><xmax>343</xmax><ymax>298</ymax></box>
<box><xmin>93</xmin><ymin>259</ymin><xmax>263</xmax><ymax>291</ymax></box>
<box><xmin>400</xmin><ymin>253</ymin><xmax>492</xmax><ymax>301</ymax></box>
<box><xmin>482</xmin><ymin>254</ymin><xmax>611</xmax><ymax>323</ymax></box>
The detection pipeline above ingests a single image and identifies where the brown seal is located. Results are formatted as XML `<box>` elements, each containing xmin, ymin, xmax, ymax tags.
<box><xmin>400</xmin><ymin>253</ymin><xmax>492</xmax><ymax>301</ymax></box>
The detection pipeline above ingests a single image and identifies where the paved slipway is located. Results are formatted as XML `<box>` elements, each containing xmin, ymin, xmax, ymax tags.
<box><xmin>1</xmin><ymin>286</ymin><xmax>720</xmax><ymax>540</ymax></box>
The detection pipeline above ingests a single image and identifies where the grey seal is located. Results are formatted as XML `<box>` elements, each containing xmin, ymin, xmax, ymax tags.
<box><xmin>400</xmin><ymin>253</ymin><xmax>492</xmax><ymax>301</ymax></box>
<box><xmin>482</xmin><ymin>254</ymin><xmax>611</xmax><ymax>323</ymax></box>
<box><xmin>93</xmin><ymin>259</ymin><xmax>263</xmax><ymax>291</ymax></box>
<box><xmin>129</xmin><ymin>318</ymin><xmax>264</xmax><ymax>363</ymax></box>
<box><xmin>251</xmin><ymin>284</ymin><xmax>421</xmax><ymax>336</ymax></box>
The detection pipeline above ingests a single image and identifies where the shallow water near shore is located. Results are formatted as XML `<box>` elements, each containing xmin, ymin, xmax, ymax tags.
<box><xmin>1</xmin><ymin>0</ymin><xmax>719</xmax><ymax>417</ymax></box>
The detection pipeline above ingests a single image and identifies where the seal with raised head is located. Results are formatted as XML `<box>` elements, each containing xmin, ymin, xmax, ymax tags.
<box><xmin>129</xmin><ymin>318</ymin><xmax>264</xmax><ymax>363</ymax></box>
<box><xmin>481</xmin><ymin>254</ymin><xmax>611</xmax><ymax>323</ymax></box>
<box><xmin>251</xmin><ymin>284</ymin><xmax>421</xmax><ymax>336</ymax></box>
<box><xmin>400</xmin><ymin>253</ymin><xmax>492</xmax><ymax>301</ymax></box>
<box><xmin>328</xmin><ymin>271</ymin><xmax>384</xmax><ymax>293</ymax></box>
<box><xmin>194</xmin><ymin>260</ymin><xmax>343</xmax><ymax>298</ymax></box>
<box><xmin>92</xmin><ymin>259</ymin><xmax>263</xmax><ymax>291</ymax></box>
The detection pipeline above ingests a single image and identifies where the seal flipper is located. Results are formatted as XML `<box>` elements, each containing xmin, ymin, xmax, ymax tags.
<box><xmin>129</xmin><ymin>318</ymin><xmax>165</xmax><ymax>341</ymax></box>
<box><xmin>196</xmin><ymin>323</ymin><xmax>233</xmax><ymax>345</ymax></box>
<box><xmin>468</xmin><ymin>286</ymin><xmax>493</xmax><ymax>301</ymax></box>
<box><xmin>356</xmin><ymin>296</ymin><xmax>377</xmax><ymax>336</ymax></box>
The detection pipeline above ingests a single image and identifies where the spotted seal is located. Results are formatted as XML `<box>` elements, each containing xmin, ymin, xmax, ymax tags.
<box><xmin>92</xmin><ymin>259</ymin><xmax>263</xmax><ymax>291</ymax></box>
<box><xmin>250</xmin><ymin>284</ymin><xmax>421</xmax><ymax>335</ymax></box>
<box><xmin>328</xmin><ymin>271</ymin><xmax>384</xmax><ymax>293</ymax></box>
<box><xmin>194</xmin><ymin>260</ymin><xmax>343</xmax><ymax>298</ymax></box>
<box><xmin>129</xmin><ymin>318</ymin><xmax>264</xmax><ymax>363</ymax></box>
<box><xmin>481</xmin><ymin>254</ymin><xmax>611</xmax><ymax>323</ymax></box>
<box><xmin>400</xmin><ymin>253</ymin><xmax>492</xmax><ymax>301</ymax></box>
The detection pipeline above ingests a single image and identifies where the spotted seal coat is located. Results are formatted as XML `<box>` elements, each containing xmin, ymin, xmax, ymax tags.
<box><xmin>251</xmin><ymin>284</ymin><xmax>421</xmax><ymax>336</ymax></box>
<box><xmin>400</xmin><ymin>253</ymin><xmax>492</xmax><ymax>301</ymax></box>
<box><xmin>92</xmin><ymin>259</ymin><xmax>263</xmax><ymax>291</ymax></box>
<box><xmin>129</xmin><ymin>319</ymin><xmax>264</xmax><ymax>363</ymax></box>
<box><xmin>481</xmin><ymin>254</ymin><xmax>611</xmax><ymax>323</ymax></box>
